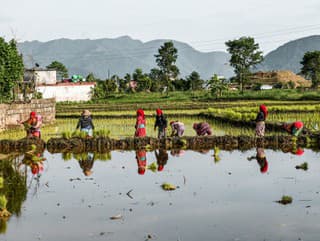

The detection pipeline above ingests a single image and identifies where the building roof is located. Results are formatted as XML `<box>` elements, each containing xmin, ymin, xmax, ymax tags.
<box><xmin>37</xmin><ymin>82</ymin><xmax>96</xmax><ymax>87</ymax></box>
<box><xmin>25</xmin><ymin>68</ymin><xmax>56</xmax><ymax>72</ymax></box>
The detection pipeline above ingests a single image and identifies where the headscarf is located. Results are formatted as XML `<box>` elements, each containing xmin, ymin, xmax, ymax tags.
<box><xmin>158</xmin><ymin>165</ymin><xmax>164</xmax><ymax>171</ymax></box>
<box><xmin>156</xmin><ymin>108</ymin><xmax>163</xmax><ymax>116</ymax></box>
<box><xmin>295</xmin><ymin>148</ymin><xmax>304</xmax><ymax>156</ymax></box>
<box><xmin>260</xmin><ymin>105</ymin><xmax>268</xmax><ymax>118</ymax></box>
<box><xmin>294</xmin><ymin>121</ymin><xmax>303</xmax><ymax>129</ymax></box>
<box><xmin>260</xmin><ymin>160</ymin><xmax>268</xmax><ymax>173</ymax></box>
<box><xmin>137</xmin><ymin>109</ymin><xmax>145</xmax><ymax>118</ymax></box>
<box><xmin>138</xmin><ymin>167</ymin><xmax>146</xmax><ymax>175</ymax></box>
<box><xmin>82</xmin><ymin>110</ymin><xmax>91</xmax><ymax>116</ymax></box>
<box><xmin>30</xmin><ymin>111</ymin><xmax>37</xmax><ymax>117</ymax></box>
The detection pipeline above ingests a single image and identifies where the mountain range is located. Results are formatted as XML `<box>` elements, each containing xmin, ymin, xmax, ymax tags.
<box><xmin>17</xmin><ymin>35</ymin><xmax>320</xmax><ymax>80</ymax></box>
<box><xmin>258</xmin><ymin>35</ymin><xmax>320</xmax><ymax>73</ymax></box>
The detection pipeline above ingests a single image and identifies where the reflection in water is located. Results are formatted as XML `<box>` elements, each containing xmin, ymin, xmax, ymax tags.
<box><xmin>155</xmin><ymin>149</ymin><xmax>168</xmax><ymax>172</ymax></box>
<box><xmin>294</xmin><ymin>148</ymin><xmax>304</xmax><ymax>156</ymax></box>
<box><xmin>20</xmin><ymin>145</ymin><xmax>46</xmax><ymax>176</ymax></box>
<box><xmin>62</xmin><ymin>152</ymin><xmax>112</xmax><ymax>176</ymax></box>
<box><xmin>1</xmin><ymin>148</ymin><xmax>320</xmax><ymax>240</ymax></box>
<box><xmin>281</xmin><ymin>146</ymin><xmax>305</xmax><ymax>156</ymax></box>
<box><xmin>170</xmin><ymin>149</ymin><xmax>185</xmax><ymax>157</ymax></box>
<box><xmin>136</xmin><ymin>150</ymin><xmax>147</xmax><ymax>175</ymax></box>
<box><xmin>248</xmin><ymin>148</ymin><xmax>268</xmax><ymax>173</ymax></box>
<box><xmin>78</xmin><ymin>153</ymin><xmax>95</xmax><ymax>176</ymax></box>
<box><xmin>0</xmin><ymin>154</ymin><xmax>28</xmax><ymax>234</ymax></box>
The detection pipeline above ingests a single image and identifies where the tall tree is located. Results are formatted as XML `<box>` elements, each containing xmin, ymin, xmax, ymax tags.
<box><xmin>133</xmin><ymin>68</ymin><xmax>151</xmax><ymax>92</ymax></box>
<box><xmin>225</xmin><ymin>37</ymin><xmax>263</xmax><ymax>92</ymax></box>
<box><xmin>300</xmin><ymin>51</ymin><xmax>320</xmax><ymax>88</ymax></box>
<box><xmin>0</xmin><ymin>38</ymin><xmax>24</xmax><ymax>101</ymax></box>
<box><xmin>46</xmin><ymin>61</ymin><xmax>68</xmax><ymax>79</ymax></box>
<box><xmin>207</xmin><ymin>74</ymin><xmax>228</xmax><ymax>98</ymax></box>
<box><xmin>154</xmin><ymin>41</ymin><xmax>179</xmax><ymax>93</ymax></box>
<box><xmin>187</xmin><ymin>71</ymin><xmax>204</xmax><ymax>91</ymax></box>
<box><xmin>86</xmin><ymin>72</ymin><xmax>96</xmax><ymax>82</ymax></box>
<box><xmin>149</xmin><ymin>68</ymin><xmax>162</xmax><ymax>91</ymax></box>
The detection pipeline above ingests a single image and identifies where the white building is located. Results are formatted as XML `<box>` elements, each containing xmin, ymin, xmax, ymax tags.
<box><xmin>24</xmin><ymin>68</ymin><xmax>57</xmax><ymax>85</ymax></box>
<box><xmin>24</xmin><ymin>68</ymin><xmax>96</xmax><ymax>102</ymax></box>
<box><xmin>36</xmin><ymin>82</ymin><xmax>96</xmax><ymax>102</ymax></box>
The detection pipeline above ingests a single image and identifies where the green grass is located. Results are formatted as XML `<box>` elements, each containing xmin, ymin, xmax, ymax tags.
<box><xmin>57</xmin><ymin>89</ymin><xmax>320</xmax><ymax>107</ymax></box>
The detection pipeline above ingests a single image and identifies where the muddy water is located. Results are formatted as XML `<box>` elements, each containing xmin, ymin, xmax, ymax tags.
<box><xmin>2</xmin><ymin>149</ymin><xmax>320</xmax><ymax>241</ymax></box>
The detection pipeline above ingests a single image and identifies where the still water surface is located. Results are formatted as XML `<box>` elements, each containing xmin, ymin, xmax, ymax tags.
<box><xmin>2</xmin><ymin>149</ymin><xmax>320</xmax><ymax>241</ymax></box>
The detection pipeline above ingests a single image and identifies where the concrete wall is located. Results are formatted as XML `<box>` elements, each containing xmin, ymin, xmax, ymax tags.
<box><xmin>36</xmin><ymin>83</ymin><xmax>95</xmax><ymax>102</ymax></box>
<box><xmin>0</xmin><ymin>98</ymin><xmax>55</xmax><ymax>131</ymax></box>
<box><xmin>35</xmin><ymin>70</ymin><xmax>57</xmax><ymax>85</ymax></box>
<box><xmin>24</xmin><ymin>70</ymin><xmax>57</xmax><ymax>85</ymax></box>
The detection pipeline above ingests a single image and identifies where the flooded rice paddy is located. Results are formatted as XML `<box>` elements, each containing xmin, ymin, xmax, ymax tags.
<box><xmin>1</xmin><ymin>148</ymin><xmax>320</xmax><ymax>241</ymax></box>
<box><xmin>0</xmin><ymin>116</ymin><xmax>259</xmax><ymax>141</ymax></box>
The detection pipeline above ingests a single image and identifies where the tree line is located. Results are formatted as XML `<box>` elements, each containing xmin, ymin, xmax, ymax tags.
<box><xmin>1</xmin><ymin>36</ymin><xmax>320</xmax><ymax>102</ymax></box>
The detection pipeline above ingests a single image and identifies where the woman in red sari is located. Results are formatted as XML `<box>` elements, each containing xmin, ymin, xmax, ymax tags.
<box><xmin>135</xmin><ymin>109</ymin><xmax>146</xmax><ymax>137</ymax></box>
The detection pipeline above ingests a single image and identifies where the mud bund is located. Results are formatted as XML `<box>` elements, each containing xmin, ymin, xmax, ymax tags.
<box><xmin>0</xmin><ymin>135</ymin><xmax>319</xmax><ymax>154</ymax></box>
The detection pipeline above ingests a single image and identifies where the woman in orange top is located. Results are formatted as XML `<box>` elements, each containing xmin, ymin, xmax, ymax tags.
<box><xmin>18</xmin><ymin>111</ymin><xmax>40</xmax><ymax>138</ymax></box>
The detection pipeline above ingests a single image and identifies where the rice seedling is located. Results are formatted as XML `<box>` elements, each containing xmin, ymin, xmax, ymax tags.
<box><xmin>147</xmin><ymin>162</ymin><xmax>157</xmax><ymax>172</ymax></box>
<box><xmin>93</xmin><ymin>129</ymin><xmax>110</xmax><ymax>138</ymax></box>
<box><xmin>161</xmin><ymin>183</ymin><xmax>176</xmax><ymax>191</ymax></box>
<box><xmin>277</xmin><ymin>195</ymin><xmax>293</xmax><ymax>205</ymax></box>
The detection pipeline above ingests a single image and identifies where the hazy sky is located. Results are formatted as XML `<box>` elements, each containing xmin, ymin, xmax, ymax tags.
<box><xmin>1</xmin><ymin>0</ymin><xmax>320</xmax><ymax>53</ymax></box>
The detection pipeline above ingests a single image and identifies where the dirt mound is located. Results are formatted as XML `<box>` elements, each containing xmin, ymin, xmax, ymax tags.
<box><xmin>252</xmin><ymin>70</ymin><xmax>311</xmax><ymax>88</ymax></box>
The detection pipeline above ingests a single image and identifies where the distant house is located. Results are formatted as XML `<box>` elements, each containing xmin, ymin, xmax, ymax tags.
<box><xmin>250</xmin><ymin>70</ymin><xmax>311</xmax><ymax>88</ymax></box>
<box><xmin>260</xmin><ymin>84</ymin><xmax>273</xmax><ymax>90</ymax></box>
<box><xmin>24</xmin><ymin>68</ymin><xmax>96</xmax><ymax>102</ymax></box>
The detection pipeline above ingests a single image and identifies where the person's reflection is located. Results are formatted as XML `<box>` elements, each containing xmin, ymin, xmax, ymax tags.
<box><xmin>293</xmin><ymin>147</ymin><xmax>304</xmax><ymax>156</ymax></box>
<box><xmin>248</xmin><ymin>148</ymin><xmax>268</xmax><ymax>174</ymax></box>
<box><xmin>155</xmin><ymin>149</ymin><xmax>168</xmax><ymax>172</ymax></box>
<box><xmin>197</xmin><ymin>149</ymin><xmax>210</xmax><ymax>154</ymax></box>
<box><xmin>170</xmin><ymin>149</ymin><xmax>185</xmax><ymax>157</ymax></box>
<box><xmin>78</xmin><ymin>152</ymin><xmax>95</xmax><ymax>176</ymax></box>
<box><xmin>136</xmin><ymin>150</ymin><xmax>147</xmax><ymax>175</ymax></box>
<box><xmin>20</xmin><ymin>145</ymin><xmax>46</xmax><ymax>176</ymax></box>
<box><xmin>282</xmin><ymin>146</ymin><xmax>304</xmax><ymax>156</ymax></box>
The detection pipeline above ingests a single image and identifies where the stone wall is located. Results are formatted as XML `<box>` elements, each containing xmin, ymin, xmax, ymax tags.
<box><xmin>0</xmin><ymin>98</ymin><xmax>55</xmax><ymax>131</ymax></box>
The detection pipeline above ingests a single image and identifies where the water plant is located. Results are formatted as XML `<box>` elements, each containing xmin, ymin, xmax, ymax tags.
<box><xmin>147</xmin><ymin>162</ymin><xmax>157</xmax><ymax>172</ymax></box>
<box><xmin>277</xmin><ymin>195</ymin><xmax>293</xmax><ymax>205</ymax></box>
<box><xmin>161</xmin><ymin>183</ymin><xmax>176</xmax><ymax>191</ymax></box>
<box><xmin>0</xmin><ymin>195</ymin><xmax>11</xmax><ymax>217</ymax></box>
<box><xmin>213</xmin><ymin>146</ymin><xmax>221</xmax><ymax>163</ymax></box>
<box><xmin>295</xmin><ymin>162</ymin><xmax>308</xmax><ymax>171</ymax></box>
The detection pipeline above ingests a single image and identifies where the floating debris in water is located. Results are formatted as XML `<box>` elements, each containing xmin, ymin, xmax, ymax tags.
<box><xmin>110</xmin><ymin>214</ymin><xmax>122</xmax><ymax>220</ymax></box>
<box><xmin>69</xmin><ymin>177</ymin><xmax>81</xmax><ymax>181</ymax></box>
<box><xmin>126</xmin><ymin>189</ymin><xmax>133</xmax><ymax>199</ymax></box>
<box><xmin>161</xmin><ymin>183</ymin><xmax>176</xmax><ymax>191</ymax></box>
